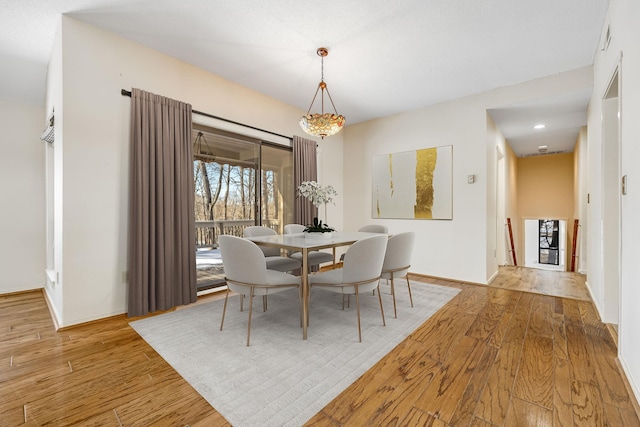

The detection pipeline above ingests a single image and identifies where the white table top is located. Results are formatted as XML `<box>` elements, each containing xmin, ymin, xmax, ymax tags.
<box><xmin>247</xmin><ymin>231</ymin><xmax>381</xmax><ymax>251</ymax></box>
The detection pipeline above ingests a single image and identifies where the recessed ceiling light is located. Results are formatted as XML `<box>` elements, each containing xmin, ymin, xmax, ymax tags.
<box><xmin>533</xmin><ymin>124</ymin><xmax>546</xmax><ymax>129</ymax></box>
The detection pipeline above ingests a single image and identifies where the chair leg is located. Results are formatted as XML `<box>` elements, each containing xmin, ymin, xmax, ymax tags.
<box><xmin>247</xmin><ymin>288</ymin><xmax>255</xmax><ymax>346</ymax></box>
<box><xmin>376</xmin><ymin>283</ymin><xmax>386</xmax><ymax>327</ymax></box>
<box><xmin>299</xmin><ymin>287</ymin><xmax>303</xmax><ymax>327</ymax></box>
<box><xmin>220</xmin><ymin>289</ymin><xmax>230</xmax><ymax>331</ymax></box>
<box><xmin>406</xmin><ymin>276</ymin><xmax>414</xmax><ymax>307</ymax></box>
<box><xmin>299</xmin><ymin>286</ymin><xmax>305</xmax><ymax>335</ymax></box>
<box><xmin>354</xmin><ymin>286</ymin><xmax>362</xmax><ymax>342</ymax></box>
<box><xmin>306</xmin><ymin>287</ymin><xmax>310</xmax><ymax>327</ymax></box>
<box><xmin>240</xmin><ymin>294</ymin><xmax>244</xmax><ymax>312</ymax></box>
<box><xmin>342</xmin><ymin>293</ymin><xmax>351</xmax><ymax>310</ymax></box>
<box><xmin>263</xmin><ymin>295</ymin><xmax>267</xmax><ymax>312</ymax></box>
<box><xmin>390</xmin><ymin>275</ymin><xmax>398</xmax><ymax>318</ymax></box>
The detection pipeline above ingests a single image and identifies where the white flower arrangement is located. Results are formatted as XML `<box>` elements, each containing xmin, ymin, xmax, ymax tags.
<box><xmin>297</xmin><ymin>181</ymin><xmax>338</xmax><ymax>208</ymax></box>
<box><xmin>297</xmin><ymin>181</ymin><xmax>338</xmax><ymax>231</ymax></box>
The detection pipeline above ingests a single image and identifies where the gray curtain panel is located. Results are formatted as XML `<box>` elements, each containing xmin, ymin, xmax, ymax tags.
<box><xmin>128</xmin><ymin>88</ymin><xmax>197</xmax><ymax>317</ymax></box>
<box><xmin>293</xmin><ymin>136</ymin><xmax>318</xmax><ymax>226</ymax></box>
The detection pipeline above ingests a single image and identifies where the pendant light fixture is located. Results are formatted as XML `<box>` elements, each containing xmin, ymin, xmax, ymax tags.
<box><xmin>299</xmin><ymin>47</ymin><xmax>346</xmax><ymax>139</ymax></box>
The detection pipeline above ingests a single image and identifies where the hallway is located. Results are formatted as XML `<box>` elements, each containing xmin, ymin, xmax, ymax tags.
<box><xmin>490</xmin><ymin>265</ymin><xmax>590</xmax><ymax>301</ymax></box>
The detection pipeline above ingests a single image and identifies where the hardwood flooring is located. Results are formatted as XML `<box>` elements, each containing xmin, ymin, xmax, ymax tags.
<box><xmin>1</xmin><ymin>268</ymin><xmax>638</xmax><ymax>426</ymax></box>
<box><xmin>489</xmin><ymin>266</ymin><xmax>591</xmax><ymax>301</ymax></box>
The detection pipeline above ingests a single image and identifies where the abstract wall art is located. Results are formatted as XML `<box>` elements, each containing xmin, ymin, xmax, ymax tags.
<box><xmin>372</xmin><ymin>145</ymin><xmax>453</xmax><ymax>220</ymax></box>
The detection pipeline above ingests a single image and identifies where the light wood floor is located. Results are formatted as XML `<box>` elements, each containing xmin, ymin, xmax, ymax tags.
<box><xmin>1</xmin><ymin>268</ymin><xmax>638</xmax><ymax>426</ymax></box>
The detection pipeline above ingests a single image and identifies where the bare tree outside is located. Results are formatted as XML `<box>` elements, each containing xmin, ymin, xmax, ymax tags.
<box><xmin>195</xmin><ymin>161</ymin><xmax>286</xmax><ymax>247</ymax></box>
<box><xmin>195</xmin><ymin>162</ymin><xmax>262</xmax><ymax>222</ymax></box>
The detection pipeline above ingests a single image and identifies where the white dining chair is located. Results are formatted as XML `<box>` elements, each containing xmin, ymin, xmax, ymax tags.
<box><xmin>358</xmin><ymin>224</ymin><xmax>388</xmax><ymax>234</ymax></box>
<box><xmin>243</xmin><ymin>226</ymin><xmax>302</xmax><ymax>272</ymax></box>
<box><xmin>380</xmin><ymin>232</ymin><xmax>415</xmax><ymax>318</ymax></box>
<box><xmin>284</xmin><ymin>224</ymin><xmax>334</xmax><ymax>269</ymax></box>
<box><xmin>219</xmin><ymin>235</ymin><xmax>301</xmax><ymax>346</ymax></box>
<box><xmin>339</xmin><ymin>224</ymin><xmax>388</xmax><ymax>262</ymax></box>
<box><xmin>309</xmin><ymin>234</ymin><xmax>388</xmax><ymax>342</ymax></box>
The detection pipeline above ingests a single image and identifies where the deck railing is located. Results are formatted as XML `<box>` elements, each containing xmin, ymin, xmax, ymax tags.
<box><xmin>195</xmin><ymin>219</ymin><xmax>280</xmax><ymax>248</ymax></box>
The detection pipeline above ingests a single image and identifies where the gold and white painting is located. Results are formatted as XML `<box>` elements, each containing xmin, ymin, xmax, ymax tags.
<box><xmin>372</xmin><ymin>145</ymin><xmax>452</xmax><ymax>220</ymax></box>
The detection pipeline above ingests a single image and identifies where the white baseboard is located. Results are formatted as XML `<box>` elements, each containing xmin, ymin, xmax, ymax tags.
<box><xmin>584</xmin><ymin>280</ymin><xmax>605</xmax><ymax>320</ymax></box>
<box><xmin>617</xmin><ymin>354</ymin><xmax>640</xmax><ymax>417</ymax></box>
<box><xmin>42</xmin><ymin>286</ymin><xmax>62</xmax><ymax>331</ymax></box>
<box><xmin>487</xmin><ymin>269</ymin><xmax>499</xmax><ymax>285</ymax></box>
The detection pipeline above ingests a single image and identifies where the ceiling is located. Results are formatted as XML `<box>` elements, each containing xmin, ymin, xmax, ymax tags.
<box><xmin>1</xmin><ymin>0</ymin><xmax>609</xmax><ymax>156</ymax></box>
<box><xmin>489</xmin><ymin>88</ymin><xmax>593</xmax><ymax>157</ymax></box>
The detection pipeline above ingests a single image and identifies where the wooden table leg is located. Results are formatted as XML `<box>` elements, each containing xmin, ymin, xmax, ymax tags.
<box><xmin>302</xmin><ymin>247</ymin><xmax>309</xmax><ymax>339</ymax></box>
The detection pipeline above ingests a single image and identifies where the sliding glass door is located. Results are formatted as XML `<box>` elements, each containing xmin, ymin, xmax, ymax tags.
<box><xmin>261</xmin><ymin>143</ymin><xmax>294</xmax><ymax>232</ymax></box>
<box><xmin>192</xmin><ymin>124</ymin><xmax>293</xmax><ymax>290</ymax></box>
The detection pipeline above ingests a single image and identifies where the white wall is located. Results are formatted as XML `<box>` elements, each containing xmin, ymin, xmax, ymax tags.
<box><xmin>343</xmin><ymin>103</ymin><xmax>486</xmax><ymax>283</ymax></box>
<box><xmin>502</xmin><ymin>143</ymin><xmax>520</xmax><ymax>267</ymax></box>
<box><xmin>492</xmin><ymin>122</ymin><xmax>508</xmax><ymax>268</ymax></box>
<box><xmin>46</xmin><ymin>16</ymin><xmax>342</xmax><ymax>327</ymax></box>
<box><xmin>43</xmin><ymin>18</ymin><xmax>64</xmax><ymax>323</ymax></box>
<box><xmin>575</xmin><ymin>127</ymin><xmax>588</xmax><ymax>274</ymax></box>
<box><xmin>524</xmin><ymin>220</ymin><xmax>540</xmax><ymax>267</ymax></box>
<box><xmin>317</xmin><ymin>136</ymin><xmax>345</xmax><ymax>232</ymax></box>
<box><xmin>0</xmin><ymin>99</ymin><xmax>45</xmax><ymax>293</ymax></box>
<box><xmin>486</xmin><ymin>113</ymin><xmax>501</xmax><ymax>279</ymax></box>
<box><xmin>588</xmin><ymin>0</ymin><xmax>640</xmax><ymax>402</ymax></box>
<box><xmin>343</xmin><ymin>67</ymin><xmax>593</xmax><ymax>285</ymax></box>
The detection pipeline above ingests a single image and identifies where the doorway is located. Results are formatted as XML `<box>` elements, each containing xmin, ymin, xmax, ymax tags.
<box><xmin>601</xmin><ymin>68</ymin><xmax>620</xmax><ymax>325</ymax></box>
<box><xmin>524</xmin><ymin>219</ymin><xmax>566</xmax><ymax>271</ymax></box>
<box><xmin>538</xmin><ymin>220</ymin><xmax>560</xmax><ymax>265</ymax></box>
<box><xmin>192</xmin><ymin>125</ymin><xmax>293</xmax><ymax>290</ymax></box>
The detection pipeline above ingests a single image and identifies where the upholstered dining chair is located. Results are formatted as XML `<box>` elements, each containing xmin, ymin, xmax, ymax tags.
<box><xmin>284</xmin><ymin>224</ymin><xmax>334</xmax><ymax>269</ymax></box>
<box><xmin>339</xmin><ymin>224</ymin><xmax>388</xmax><ymax>262</ymax></box>
<box><xmin>219</xmin><ymin>235</ymin><xmax>301</xmax><ymax>346</ymax></box>
<box><xmin>243</xmin><ymin>226</ymin><xmax>302</xmax><ymax>272</ymax></box>
<box><xmin>358</xmin><ymin>224</ymin><xmax>388</xmax><ymax>234</ymax></box>
<box><xmin>380</xmin><ymin>232</ymin><xmax>415</xmax><ymax>318</ymax></box>
<box><xmin>309</xmin><ymin>234</ymin><xmax>388</xmax><ymax>342</ymax></box>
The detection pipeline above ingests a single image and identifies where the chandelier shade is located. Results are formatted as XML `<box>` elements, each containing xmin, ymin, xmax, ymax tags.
<box><xmin>299</xmin><ymin>48</ymin><xmax>346</xmax><ymax>139</ymax></box>
<box><xmin>299</xmin><ymin>113</ymin><xmax>346</xmax><ymax>138</ymax></box>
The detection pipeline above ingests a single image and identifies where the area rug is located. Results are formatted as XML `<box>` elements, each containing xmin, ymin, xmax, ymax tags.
<box><xmin>130</xmin><ymin>281</ymin><xmax>460</xmax><ymax>427</ymax></box>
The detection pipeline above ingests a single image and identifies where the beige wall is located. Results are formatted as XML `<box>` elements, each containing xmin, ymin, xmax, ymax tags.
<box><xmin>572</xmin><ymin>129</ymin><xmax>587</xmax><ymax>273</ymax></box>
<box><xmin>0</xmin><ymin>98</ymin><xmax>45</xmax><ymax>293</ymax></box>
<box><xmin>343</xmin><ymin>67</ymin><xmax>592</xmax><ymax>284</ymax></box>
<box><xmin>45</xmin><ymin>16</ymin><xmax>342</xmax><ymax>327</ymax></box>
<box><xmin>573</xmin><ymin>136</ymin><xmax>581</xmax><ymax>220</ymax></box>
<box><xmin>516</xmin><ymin>153</ymin><xmax>574</xmax><ymax>268</ymax></box>
<box><xmin>505</xmin><ymin>143</ymin><xmax>519</xmax><ymax>266</ymax></box>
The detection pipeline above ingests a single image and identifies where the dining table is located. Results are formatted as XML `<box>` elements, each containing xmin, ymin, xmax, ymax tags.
<box><xmin>246</xmin><ymin>231</ymin><xmax>381</xmax><ymax>339</ymax></box>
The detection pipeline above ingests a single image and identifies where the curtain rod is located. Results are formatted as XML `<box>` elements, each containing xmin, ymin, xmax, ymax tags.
<box><xmin>121</xmin><ymin>89</ymin><xmax>292</xmax><ymax>141</ymax></box>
